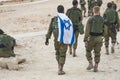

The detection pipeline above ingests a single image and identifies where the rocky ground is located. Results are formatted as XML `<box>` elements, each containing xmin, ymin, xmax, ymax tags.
<box><xmin>0</xmin><ymin>0</ymin><xmax>120</xmax><ymax>80</ymax></box>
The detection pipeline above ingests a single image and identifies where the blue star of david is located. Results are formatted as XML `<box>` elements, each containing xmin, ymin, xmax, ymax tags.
<box><xmin>64</xmin><ymin>20</ymin><xmax>71</xmax><ymax>30</ymax></box>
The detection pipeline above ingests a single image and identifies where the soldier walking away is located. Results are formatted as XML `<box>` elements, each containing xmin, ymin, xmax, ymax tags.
<box><xmin>79</xmin><ymin>0</ymin><xmax>86</xmax><ymax>17</ymax></box>
<box><xmin>88</xmin><ymin>0</ymin><xmax>96</xmax><ymax>16</ymax></box>
<box><xmin>45</xmin><ymin>5</ymin><xmax>75</xmax><ymax>75</ymax></box>
<box><xmin>103</xmin><ymin>2</ymin><xmax>120</xmax><ymax>55</ymax></box>
<box><xmin>84</xmin><ymin>6</ymin><xmax>107</xmax><ymax>72</ymax></box>
<box><xmin>66</xmin><ymin>0</ymin><xmax>83</xmax><ymax>57</ymax></box>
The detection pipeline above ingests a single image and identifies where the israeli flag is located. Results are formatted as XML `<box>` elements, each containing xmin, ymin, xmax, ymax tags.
<box><xmin>57</xmin><ymin>13</ymin><xmax>75</xmax><ymax>45</ymax></box>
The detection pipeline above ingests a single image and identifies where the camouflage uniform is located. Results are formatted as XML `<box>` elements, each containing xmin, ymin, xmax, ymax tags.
<box><xmin>0</xmin><ymin>34</ymin><xmax>16</xmax><ymax>57</ymax></box>
<box><xmin>103</xmin><ymin>7</ymin><xmax>120</xmax><ymax>54</ymax></box>
<box><xmin>79</xmin><ymin>0</ymin><xmax>86</xmax><ymax>17</ymax></box>
<box><xmin>66</xmin><ymin>7</ymin><xmax>83</xmax><ymax>57</ymax></box>
<box><xmin>84</xmin><ymin>15</ymin><xmax>107</xmax><ymax>71</ymax></box>
<box><xmin>46</xmin><ymin>16</ymin><xmax>68</xmax><ymax>65</ymax></box>
<box><xmin>96</xmin><ymin>0</ymin><xmax>103</xmax><ymax>7</ymax></box>
<box><xmin>88</xmin><ymin>0</ymin><xmax>96</xmax><ymax>16</ymax></box>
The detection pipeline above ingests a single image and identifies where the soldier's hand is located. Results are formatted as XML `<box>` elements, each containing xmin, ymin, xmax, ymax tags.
<box><xmin>117</xmin><ymin>28</ymin><xmax>120</xmax><ymax>32</ymax></box>
<box><xmin>45</xmin><ymin>38</ymin><xmax>49</xmax><ymax>45</ymax></box>
<box><xmin>84</xmin><ymin>41</ymin><xmax>88</xmax><ymax>47</ymax></box>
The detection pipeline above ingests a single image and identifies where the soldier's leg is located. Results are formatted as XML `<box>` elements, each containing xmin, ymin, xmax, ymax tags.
<box><xmin>69</xmin><ymin>44</ymin><xmax>72</xmax><ymax>55</ymax></box>
<box><xmin>83</xmin><ymin>5</ymin><xmax>86</xmax><ymax>17</ymax></box>
<box><xmin>58</xmin><ymin>43</ymin><xmax>68</xmax><ymax>75</ymax></box>
<box><xmin>86</xmin><ymin>38</ymin><xmax>95</xmax><ymax>70</ymax></box>
<box><xmin>110</xmin><ymin>31</ymin><xmax>117</xmax><ymax>53</ymax></box>
<box><xmin>105</xmin><ymin>33</ymin><xmax>110</xmax><ymax>55</ymax></box>
<box><xmin>54</xmin><ymin>40</ymin><xmax>60</xmax><ymax>65</ymax></box>
<box><xmin>94</xmin><ymin>37</ymin><xmax>103</xmax><ymax>72</ymax></box>
<box><xmin>73</xmin><ymin>30</ymin><xmax>79</xmax><ymax>57</ymax></box>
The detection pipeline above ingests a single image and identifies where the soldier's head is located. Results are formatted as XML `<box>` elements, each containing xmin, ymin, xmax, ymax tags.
<box><xmin>107</xmin><ymin>2</ymin><xmax>112</xmax><ymax>8</ymax></box>
<box><xmin>93</xmin><ymin>6</ymin><xmax>100</xmax><ymax>15</ymax></box>
<box><xmin>72</xmin><ymin>0</ymin><xmax>78</xmax><ymax>7</ymax></box>
<box><xmin>0</xmin><ymin>29</ymin><xmax>4</xmax><ymax>34</ymax></box>
<box><xmin>57</xmin><ymin>5</ymin><xmax>64</xmax><ymax>13</ymax></box>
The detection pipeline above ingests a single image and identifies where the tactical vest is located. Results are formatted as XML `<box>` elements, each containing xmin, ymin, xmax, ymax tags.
<box><xmin>89</xmin><ymin>16</ymin><xmax>104</xmax><ymax>35</ymax></box>
<box><xmin>104</xmin><ymin>8</ymin><xmax>117</xmax><ymax>24</ymax></box>
<box><xmin>67</xmin><ymin>7</ymin><xmax>82</xmax><ymax>25</ymax></box>
<box><xmin>52</xmin><ymin>16</ymin><xmax>59</xmax><ymax>39</ymax></box>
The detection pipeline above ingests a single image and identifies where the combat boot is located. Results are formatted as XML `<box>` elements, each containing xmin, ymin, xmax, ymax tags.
<box><xmin>58</xmin><ymin>64</ymin><xmax>65</xmax><ymax>75</ymax></box>
<box><xmin>111</xmin><ymin>43</ymin><xmax>115</xmax><ymax>53</ymax></box>
<box><xmin>94</xmin><ymin>63</ymin><xmax>98</xmax><ymax>72</ymax></box>
<box><xmin>86</xmin><ymin>60</ymin><xmax>93</xmax><ymax>70</ymax></box>
<box><xmin>73</xmin><ymin>49</ymin><xmax>76</xmax><ymax>57</ymax></box>
<box><xmin>105</xmin><ymin>47</ymin><xmax>109</xmax><ymax>55</ymax></box>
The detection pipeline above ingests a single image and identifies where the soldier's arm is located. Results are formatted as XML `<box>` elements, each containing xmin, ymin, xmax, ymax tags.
<box><xmin>103</xmin><ymin>25</ymin><xmax>108</xmax><ymax>37</ymax></box>
<box><xmin>78</xmin><ymin>9</ymin><xmax>83</xmax><ymax>22</ymax></box>
<box><xmin>116</xmin><ymin>12</ymin><xmax>120</xmax><ymax>29</ymax></box>
<box><xmin>84</xmin><ymin>19</ymin><xmax>91</xmax><ymax>42</ymax></box>
<box><xmin>46</xmin><ymin>18</ymin><xmax>54</xmax><ymax>39</ymax></box>
<box><xmin>66</xmin><ymin>9</ymin><xmax>71</xmax><ymax>17</ymax></box>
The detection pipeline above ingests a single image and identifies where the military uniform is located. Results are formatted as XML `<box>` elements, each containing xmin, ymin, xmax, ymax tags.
<box><xmin>79</xmin><ymin>0</ymin><xmax>86</xmax><ymax>17</ymax></box>
<box><xmin>0</xmin><ymin>34</ymin><xmax>16</xmax><ymax>57</ymax></box>
<box><xmin>84</xmin><ymin>15</ymin><xmax>107</xmax><ymax>71</ymax></box>
<box><xmin>66</xmin><ymin>7</ymin><xmax>83</xmax><ymax>57</ymax></box>
<box><xmin>46</xmin><ymin>16</ymin><xmax>68</xmax><ymax>65</ymax></box>
<box><xmin>88</xmin><ymin>0</ymin><xmax>96</xmax><ymax>16</ymax></box>
<box><xmin>103</xmin><ymin>7</ymin><xmax>120</xmax><ymax>54</ymax></box>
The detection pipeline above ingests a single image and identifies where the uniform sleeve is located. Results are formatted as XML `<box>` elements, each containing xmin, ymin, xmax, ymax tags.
<box><xmin>66</xmin><ymin>9</ymin><xmax>71</xmax><ymax>17</ymax></box>
<box><xmin>84</xmin><ymin>18</ymin><xmax>91</xmax><ymax>42</ymax></box>
<box><xmin>103</xmin><ymin>25</ymin><xmax>108</xmax><ymax>37</ymax></box>
<box><xmin>46</xmin><ymin>18</ymin><xmax>54</xmax><ymax>39</ymax></box>
<box><xmin>116</xmin><ymin>12</ymin><xmax>120</xmax><ymax>29</ymax></box>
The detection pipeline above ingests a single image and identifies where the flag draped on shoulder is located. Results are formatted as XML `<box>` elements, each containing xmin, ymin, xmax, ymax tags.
<box><xmin>57</xmin><ymin>13</ymin><xmax>75</xmax><ymax>45</ymax></box>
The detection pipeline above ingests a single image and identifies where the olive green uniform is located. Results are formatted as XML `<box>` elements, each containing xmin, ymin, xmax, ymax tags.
<box><xmin>66</xmin><ymin>7</ymin><xmax>83</xmax><ymax>56</ymax></box>
<box><xmin>88</xmin><ymin>0</ymin><xmax>96</xmax><ymax>16</ymax></box>
<box><xmin>79</xmin><ymin>0</ymin><xmax>86</xmax><ymax>16</ymax></box>
<box><xmin>84</xmin><ymin>15</ymin><xmax>107</xmax><ymax>63</ymax></box>
<box><xmin>103</xmin><ymin>8</ymin><xmax>120</xmax><ymax>47</ymax></box>
<box><xmin>0</xmin><ymin>34</ymin><xmax>16</xmax><ymax>57</ymax></box>
<box><xmin>46</xmin><ymin>16</ymin><xmax>68</xmax><ymax>65</ymax></box>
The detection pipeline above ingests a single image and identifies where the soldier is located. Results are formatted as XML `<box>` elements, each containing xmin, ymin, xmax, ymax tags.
<box><xmin>0</xmin><ymin>29</ymin><xmax>16</xmax><ymax>57</ymax></box>
<box><xmin>0</xmin><ymin>29</ymin><xmax>26</xmax><ymax>70</ymax></box>
<box><xmin>103</xmin><ymin>2</ymin><xmax>120</xmax><ymax>55</ymax></box>
<box><xmin>45</xmin><ymin>5</ymin><xmax>75</xmax><ymax>75</ymax></box>
<box><xmin>84</xmin><ymin>6</ymin><xmax>107</xmax><ymax>72</ymax></box>
<box><xmin>96</xmin><ymin>0</ymin><xmax>103</xmax><ymax>7</ymax></box>
<box><xmin>88</xmin><ymin>0</ymin><xmax>96</xmax><ymax>16</ymax></box>
<box><xmin>66</xmin><ymin>0</ymin><xmax>83</xmax><ymax>57</ymax></box>
<box><xmin>79</xmin><ymin>0</ymin><xmax>86</xmax><ymax>17</ymax></box>
<box><xmin>111</xmin><ymin>1</ymin><xmax>117</xmax><ymax>10</ymax></box>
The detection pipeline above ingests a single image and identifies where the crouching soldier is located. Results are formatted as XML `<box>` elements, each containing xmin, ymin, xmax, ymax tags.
<box><xmin>0</xmin><ymin>29</ymin><xmax>26</xmax><ymax>70</ymax></box>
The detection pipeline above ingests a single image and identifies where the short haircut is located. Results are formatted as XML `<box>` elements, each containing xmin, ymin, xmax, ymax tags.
<box><xmin>93</xmin><ymin>6</ymin><xmax>100</xmax><ymax>13</ymax></box>
<box><xmin>0</xmin><ymin>29</ymin><xmax>4</xmax><ymax>34</ymax></box>
<box><xmin>57</xmin><ymin>5</ymin><xmax>64</xmax><ymax>13</ymax></box>
<box><xmin>72</xmin><ymin>0</ymin><xmax>78</xmax><ymax>6</ymax></box>
<box><xmin>107</xmin><ymin>2</ymin><xmax>112</xmax><ymax>8</ymax></box>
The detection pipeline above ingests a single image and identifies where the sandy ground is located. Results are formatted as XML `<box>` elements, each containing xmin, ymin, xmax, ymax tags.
<box><xmin>0</xmin><ymin>0</ymin><xmax>120</xmax><ymax>80</ymax></box>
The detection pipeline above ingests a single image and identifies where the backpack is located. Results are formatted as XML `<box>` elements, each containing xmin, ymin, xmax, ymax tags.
<box><xmin>104</xmin><ymin>8</ymin><xmax>117</xmax><ymax>24</ymax></box>
<box><xmin>89</xmin><ymin>16</ymin><xmax>104</xmax><ymax>34</ymax></box>
<box><xmin>66</xmin><ymin>7</ymin><xmax>82</xmax><ymax>25</ymax></box>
